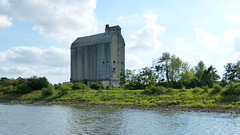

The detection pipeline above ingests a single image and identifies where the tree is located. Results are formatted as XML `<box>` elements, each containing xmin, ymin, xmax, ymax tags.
<box><xmin>194</xmin><ymin>61</ymin><xmax>206</xmax><ymax>82</ymax></box>
<box><xmin>0</xmin><ymin>77</ymin><xmax>8</xmax><ymax>85</ymax></box>
<box><xmin>139</xmin><ymin>67</ymin><xmax>157</xmax><ymax>87</ymax></box>
<box><xmin>124</xmin><ymin>69</ymin><xmax>148</xmax><ymax>89</ymax></box>
<box><xmin>153</xmin><ymin>52</ymin><xmax>171</xmax><ymax>82</ymax></box>
<box><xmin>119</xmin><ymin>69</ymin><xmax>126</xmax><ymax>87</ymax></box>
<box><xmin>179</xmin><ymin>68</ymin><xmax>195</xmax><ymax>88</ymax></box>
<box><xmin>223</xmin><ymin>63</ymin><xmax>237</xmax><ymax>81</ymax></box>
<box><xmin>154</xmin><ymin>52</ymin><xmax>184</xmax><ymax>83</ymax></box>
<box><xmin>169</xmin><ymin>56</ymin><xmax>183</xmax><ymax>82</ymax></box>
<box><xmin>27</xmin><ymin>76</ymin><xmax>49</xmax><ymax>90</ymax></box>
<box><xmin>237</xmin><ymin>61</ymin><xmax>240</xmax><ymax>81</ymax></box>
<box><xmin>124</xmin><ymin>69</ymin><xmax>135</xmax><ymax>89</ymax></box>
<box><xmin>200</xmin><ymin>65</ymin><xmax>220</xmax><ymax>87</ymax></box>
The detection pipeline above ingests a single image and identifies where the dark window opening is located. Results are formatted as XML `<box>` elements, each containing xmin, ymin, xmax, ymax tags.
<box><xmin>121</xmin><ymin>62</ymin><xmax>123</xmax><ymax>65</ymax></box>
<box><xmin>107</xmin><ymin>61</ymin><xmax>109</xmax><ymax>63</ymax></box>
<box><xmin>103</xmin><ymin>61</ymin><xmax>105</xmax><ymax>64</ymax></box>
<box><xmin>113</xmin><ymin>61</ymin><xmax>115</xmax><ymax>63</ymax></box>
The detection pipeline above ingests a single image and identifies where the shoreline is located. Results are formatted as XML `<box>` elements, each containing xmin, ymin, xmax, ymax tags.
<box><xmin>1</xmin><ymin>99</ymin><xmax>240</xmax><ymax>114</ymax></box>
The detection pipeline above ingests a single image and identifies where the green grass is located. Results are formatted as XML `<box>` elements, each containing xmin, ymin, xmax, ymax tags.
<box><xmin>1</xmin><ymin>88</ymin><xmax>240</xmax><ymax>109</ymax></box>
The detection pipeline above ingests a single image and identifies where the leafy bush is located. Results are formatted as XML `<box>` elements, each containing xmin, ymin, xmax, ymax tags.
<box><xmin>221</xmin><ymin>83</ymin><xmax>240</xmax><ymax>96</ymax></box>
<box><xmin>201</xmin><ymin>86</ymin><xmax>209</xmax><ymax>93</ymax></box>
<box><xmin>90</xmin><ymin>82</ymin><xmax>102</xmax><ymax>90</ymax></box>
<box><xmin>27</xmin><ymin>76</ymin><xmax>49</xmax><ymax>90</ymax></box>
<box><xmin>41</xmin><ymin>84</ymin><xmax>55</xmax><ymax>97</ymax></box>
<box><xmin>72</xmin><ymin>82</ymin><xmax>87</xmax><ymax>90</ymax></box>
<box><xmin>234</xmin><ymin>85</ymin><xmax>240</xmax><ymax>95</ymax></box>
<box><xmin>143</xmin><ymin>86</ymin><xmax>173</xmax><ymax>95</ymax></box>
<box><xmin>58</xmin><ymin>85</ymin><xmax>72</xmax><ymax>95</ymax></box>
<box><xmin>67</xmin><ymin>82</ymin><xmax>74</xmax><ymax>88</ymax></box>
<box><xmin>210</xmin><ymin>84</ymin><xmax>222</xmax><ymax>95</ymax></box>
<box><xmin>106</xmin><ymin>86</ymin><xmax>110</xmax><ymax>90</ymax></box>
<box><xmin>16</xmin><ymin>83</ymin><xmax>32</xmax><ymax>94</ymax></box>
<box><xmin>192</xmin><ymin>87</ymin><xmax>202</xmax><ymax>93</ymax></box>
<box><xmin>0</xmin><ymin>85</ymin><xmax>17</xmax><ymax>94</ymax></box>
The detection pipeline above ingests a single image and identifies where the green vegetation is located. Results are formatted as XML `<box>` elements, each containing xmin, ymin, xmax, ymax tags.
<box><xmin>122</xmin><ymin>52</ymin><xmax>239</xmax><ymax>90</ymax></box>
<box><xmin>0</xmin><ymin>76</ymin><xmax>240</xmax><ymax>109</ymax></box>
<box><xmin>41</xmin><ymin>84</ymin><xmax>55</xmax><ymax>97</ymax></box>
<box><xmin>90</xmin><ymin>82</ymin><xmax>103</xmax><ymax>90</ymax></box>
<box><xmin>0</xmin><ymin>52</ymin><xmax>239</xmax><ymax>111</ymax></box>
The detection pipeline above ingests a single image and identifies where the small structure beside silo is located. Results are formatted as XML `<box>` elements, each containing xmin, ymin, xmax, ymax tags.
<box><xmin>70</xmin><ymin>25</ymin><xmax>125</xmax><ymax>86</ymax></box>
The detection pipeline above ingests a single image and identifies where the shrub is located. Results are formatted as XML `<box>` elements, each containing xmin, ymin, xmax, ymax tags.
<box><xmin>234</xmin><ymin>85</ymin><xmax>240</xmax><ymax>95</ymax></box>
<box><xmin>201</xmin><ymin>86</ymin><xmax>209</xmax><ymax>93</ymax></box>
<box><xmin>41</xmin><ymin>84</ymin><xmax>55</xmax><ymax>97</ymax></box>
<box><xmin>72</xmin><ymin>82</ymin><xmax>87</xmax><ymax>90</ymax></box>
<box><xmin>27</xmin><ymin>76</ymin><xmax>49</xmax><ymax>90</ymax></box>
<box><xmin>1</xmin><ymin>85</ymin><xmax>17</xmax><ymax>94</ymax></box>
<box><xmin>167</xmin><ymin>88</ymin><xmax>174</xmax><ymax>94</ymax></box>
<box><xmin>106</xmin><ymin>86</ymin><xmax>111</xmax><ymax>90</ymax></box>
<box><xmin>58</xmin><ymin>85</ymin><xmax>72</xmax><ymax>95</ymax></box>
<box><xmin>192</xmin><ymin>87</ymin><xmax>202</xmax><ymax>93</ymax></box>
<box><xmin>90</xmin><ymin>82</ymin><xmax>102</xmax><ymax>90</ymax></box>
<box><xmin>210</xmin><ymin>84</ymin><xmax>222</xmax><ymax>95</ymax></box>
<box><xmin>16</xmin><ymin>83</ymin><xmax>32</xmax><ymax>94</ymax></box>
<box><xmin>221</xmin><ymin>83</ymin><xmax>240</xmax><ymax>96</ymax></box>
<box><xmin>143</xmin><ymin>86</ymin><xmax>172</xmax><ymax>95</ymax></box>
<box><xmin>67</xmin><ymin>82</ymin><xmax>74</xmax><ymax>88</ymax></box>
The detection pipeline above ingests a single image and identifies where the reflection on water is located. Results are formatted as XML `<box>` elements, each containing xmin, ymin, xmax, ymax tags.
<box><xmin>0</xmin><ymin>104</ymin><xmax>240</xmax><ymax>135</ymax></box>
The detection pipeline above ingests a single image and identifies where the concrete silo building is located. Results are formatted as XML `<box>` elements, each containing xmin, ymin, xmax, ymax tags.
<box><xmin>70</xmin><ymin>25</ymin><xmax>125</xmax><ymax>86</ymax></box>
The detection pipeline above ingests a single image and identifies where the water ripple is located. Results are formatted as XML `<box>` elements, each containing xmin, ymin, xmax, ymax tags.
<box><xmin>0</xmin><ymin>104</ymin><xmax>240</xmax><ymax>135</ymax></box>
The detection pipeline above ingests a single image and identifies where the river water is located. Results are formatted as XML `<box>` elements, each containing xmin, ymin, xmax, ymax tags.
<box><xmin>0</xmin><ymin>104</ymin><xmax>240</xmax><ymax>135</ymax></box>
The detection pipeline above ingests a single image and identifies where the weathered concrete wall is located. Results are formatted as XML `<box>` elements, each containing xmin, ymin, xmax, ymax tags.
<box><xmin>71</xmin><ymin>25</ymin><xmax>125</xmax><ymax>87</ymax></box>
<box><xmin>71</xmin><ymin>43</ymin><xmax>111</xmax><ymax>82</ymax></box>
<box><xmin>109</xmin><ymin>26</ymin><xmax>125</xmax><ymax>83</ymax></box>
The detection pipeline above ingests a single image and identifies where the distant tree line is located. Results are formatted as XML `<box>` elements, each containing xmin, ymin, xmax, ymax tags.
<box><xmin>121</xmin><ymin>52</ymin><xmax>240</xmax><ymax>89</ymax></box>
<box><xmin>0</xmin><ymin>76</ymin><xmax>49</xmax><ymax>94</ymax></box>
<box><xmin>0</xmin><ymin>76</ymin><xmax>104</xmax><ymax>96</ymax></box>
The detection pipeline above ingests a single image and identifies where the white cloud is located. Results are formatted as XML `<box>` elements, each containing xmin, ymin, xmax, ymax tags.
<box><xmin>125</xmin><ymin>54</ymin><xmax>145</xmax><ymax>70</ymax></box>
<box><xmin>234</xmin><ymin>37</ymin><xmax>240</xmax><ymax>52</ymax></box>
<box><xmin>0</xmin><ymin>46</ymin><xmax>69</xmax><ymax>67</ymax></box>
<box><xmin>0</xmin><ymin>15</ymin><xmax>12</xmax><ymax>27</ymax></box>
<box><xmin>127</xmin><ymin>12</ymin><xmax>166</xmax><ymax>52</ymax></box>
<box><xmin>0</xmin><ymin>66</ymin><xmax>36</xmax><ymax>76</ymax></box>
<box><xmin>180</xmin><ymin>52</ymin><xmax>208</xmax><ymax>67</ymax></box>
<box><xmin>0</xmin><ymin>46</ymin><xmax>71</xmax><ymax>83</ymax></box>
<box><xmin>0</xmin><ymin>66</ymin><xmax>70</xmax><ymax>83</ymax></box>
<box><xmin>223</xmin><ymin>29</ymin><xmax>240</xmax><ymax>43</ymax></box>
<box><xmin>117</xmin><ymin>14</ymin><xmax>141</xmax><ymax>24</ymax></box>
<box><xmin>222</xmin><ymin>29</ymin><xmax>240</xmax><ymax>52</ymax></box>
<box><xmin>195</xmin><ymin>27</ymin><xmax>220</xmax><ymax>47</ymax></box>
<box><xmin>0</xmin><ymin>0</ymin><xmax>97</xmax><ymax>41</ymax></box>
<box><xmin>174</xmin><ymin>37</ymin><xmax>189</xmax><ymax>49</ymax></box>
<box><xmin>39</xmin><ymin>68</ymin><xmax>69</xmax><ymax>76</ymax></box>
<box><xmin>221</xmin><ymin>52</ymin><xmax>240</xmax><ymax>66</ymax></box>
<box><xmin>229</xmin><ymin>14</ymin><xmax>240</xmax><ymax>23</ymax></box>
<box><xmin>0</xmin><ymin>0</ymin><xmax>9</xmax><ymax>7</ymax></box>
<box><xmin>217</xmin><ymin>47</ymin><xmax>235</xmax><ymax>55</ymax></box>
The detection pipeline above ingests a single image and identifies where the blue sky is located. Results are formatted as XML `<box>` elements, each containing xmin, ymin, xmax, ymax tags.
<box><xmin>0</xmin><ymin>0</ymin><xmax>240</xmax><ymax>83</ymax></box>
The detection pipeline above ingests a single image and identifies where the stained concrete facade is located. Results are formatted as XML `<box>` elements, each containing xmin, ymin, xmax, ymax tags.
<box><xmin>71</xmin><ymin>25</ymin><xmax>125</xmax><ymax>86</ymax></box>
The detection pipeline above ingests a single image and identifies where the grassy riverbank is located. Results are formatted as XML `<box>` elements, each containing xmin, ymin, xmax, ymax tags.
<box><xmin>1</xmin><ymin>86</ymin><xmax>240</xmax><ymax>111</ymax></box>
